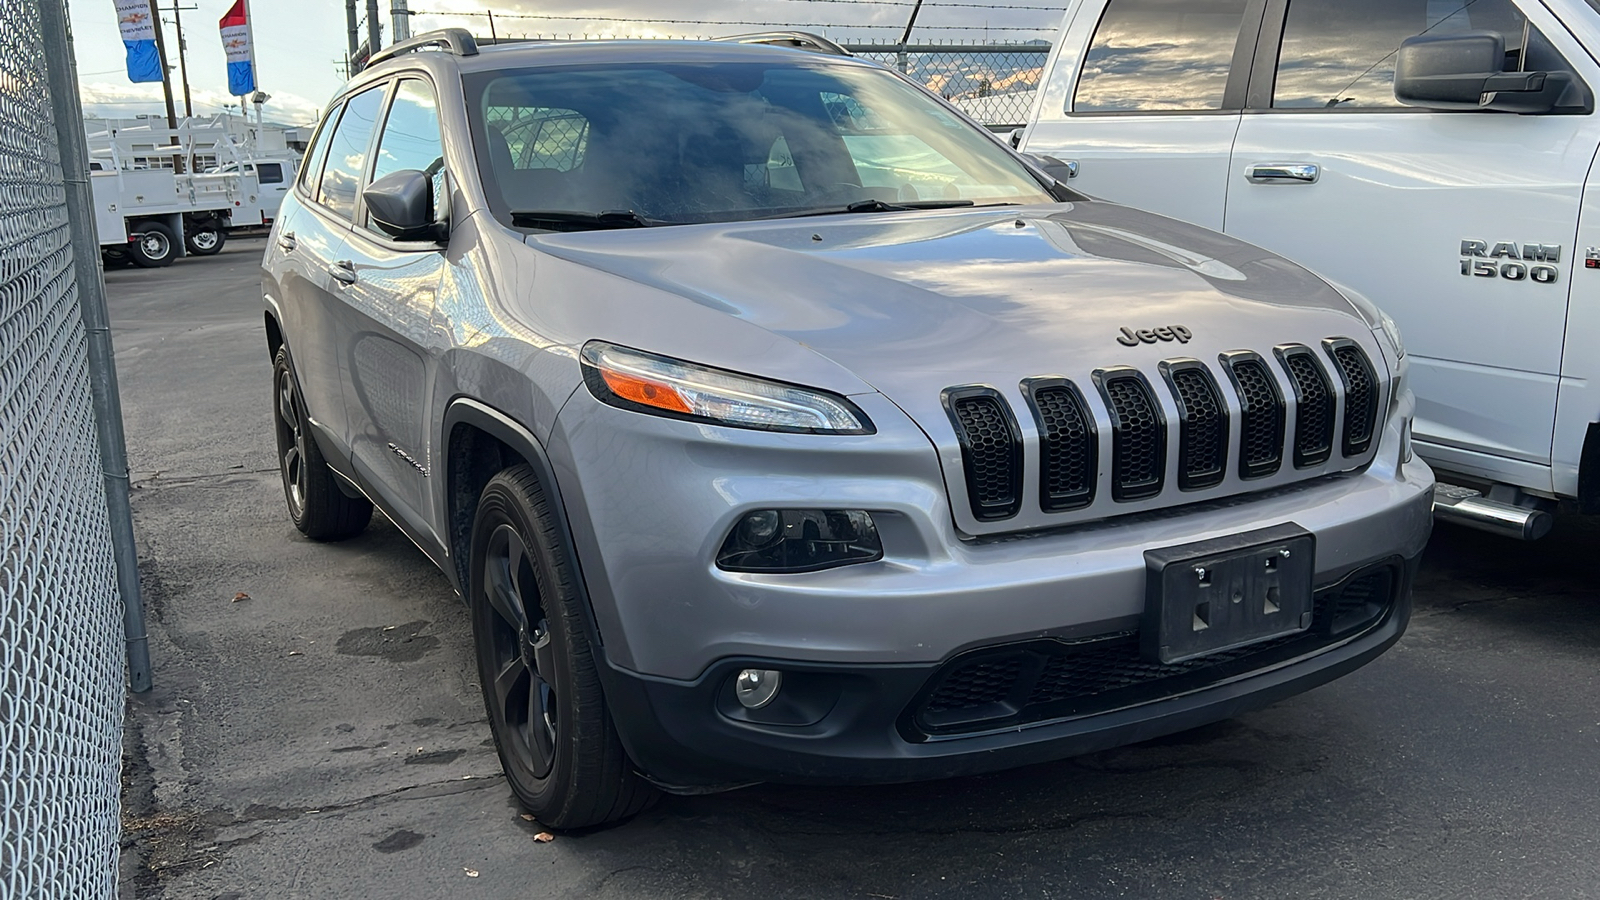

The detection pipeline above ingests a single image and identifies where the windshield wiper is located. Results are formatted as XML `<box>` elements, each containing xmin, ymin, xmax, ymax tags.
<box><xmin>510</xmin><ymin>209</ymin><xmax>665</xmax><ymax>231</ymax></box>
<box><xmin>759</xmin><ymin>198</ymin><xmax>982</xmax><ymax>220</ymax></box>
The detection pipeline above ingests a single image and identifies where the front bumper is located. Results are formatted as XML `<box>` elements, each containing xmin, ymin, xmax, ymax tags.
<box><xmin>596</xmin><ymin>558</ymin><xmax>1416</xmax><ymax>789</ymax></box>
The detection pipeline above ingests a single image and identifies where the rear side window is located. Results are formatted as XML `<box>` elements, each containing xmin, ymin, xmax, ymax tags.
<box><xmin>316</xmin><ymin>84</ymin><xmax>387</xmax><ymax>219</ymax></box>
<box><xmin>1273</xmin><ymin>0</ymin><xmax>1540</xmax><ymax>108</ymax></box>
<box><xmin>1074</xmin><ymin>0</ymin><xmax>1252</xmax><ymax>112</ymax></box>
<box><xmin>296</xmin><ymin>103</ymin><xmax>341</xmax><ymax>194</ymax></box>
<box><xmin>257</xmin><ymin>162</ymin><xmax>283</xmax><ymax>184</ymax></box>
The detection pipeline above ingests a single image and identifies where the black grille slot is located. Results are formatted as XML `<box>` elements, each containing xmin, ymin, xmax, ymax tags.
<box><xmin>1226</xmin><ymin>356</ymin><xmax>1285</xmax><ymax>479</ymax></box>
<box><xmin>909</xmin><ymin>565</ymin><xmax>1399</xmax><ymax>736</ymax></box>
<box><xmin>1026</xmin><ymin>381</ymin><xmax>1097</xmax><ymax>512</ymax></box>
<box><xmin>1279</xmin><ymin>348</ymin><xmax>1335</xmax><ymax>468</ymax></box>
<box><xmin>1099</xmin><ymin>372</ymin><xmax>1165</xmax><ymax>502</ymax></box>
<box><xmin>1164</xmin><ymin>364</ymin><xmax>1228</xmax><ymax>490</ymax></box>
<box><xmin>946</xmin><ymin>388</ymin><xmax>1022</xmax><ymax>521</ymax></box>
<box><xmin>1329</xmin><ymin>342</ymin><xmax>1379</xmax><ymax>456</ymax></box>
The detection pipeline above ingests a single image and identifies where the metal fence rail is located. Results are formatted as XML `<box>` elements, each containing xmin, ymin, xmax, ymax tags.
<box><xmin>1</xmin><ymin>1</ymin><xmax>128</xmax><ymax>895</ymax></box>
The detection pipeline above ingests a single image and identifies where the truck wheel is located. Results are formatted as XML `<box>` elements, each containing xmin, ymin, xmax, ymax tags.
<box><xmin>468</xmin><ymin>464</ymin><xmax>656</xmax><ymax>829</ymax></box>
<box><xmin>101</xmin><ymin>247</ymin><xmax>131</xmax><ymax>269</ymax></box>
<box><xmin>187</xmin><ymin>223</ymin><xmax>226</xmax><ymax>255</ymax></box>
<box><xmin>272</xmin><ymin>347</ymin><xmax>372</xmax><ymax>540</ymax></box>
<box><xmin>130</xmin><ymin>222</ymin><xmax>177</xmax><ymax>268</ymax></box>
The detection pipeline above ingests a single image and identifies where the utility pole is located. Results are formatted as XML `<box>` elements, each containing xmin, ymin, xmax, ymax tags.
<box><xmin>146</xmin><ymin>0</ymin><xmax>184</xmax><ymax>171</ymax></box>
<box><xmin>367</xmin><ymin>0</ymin><xmax>382</xmax><ymax>56</ymax></box>
<box><xmin>391</xmin><ymin>0</ymin><xmax>411</xmax><ymax>42</ymax></box>
<box><xmin>346</xmin><ymin>0</ymin><xmax>360</xmax><ymax>61</ymax></box>
<box><xmin>161</xmin><ymin>3</ymin><xmax>199</xmax><ymax>119</ymax></box>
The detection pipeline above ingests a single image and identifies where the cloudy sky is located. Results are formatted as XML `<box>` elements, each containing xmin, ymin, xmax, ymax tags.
<box><xmin>67</xmin><ymin>0</ymin><xmax>1060</xmax><ymax>125</ymax></box>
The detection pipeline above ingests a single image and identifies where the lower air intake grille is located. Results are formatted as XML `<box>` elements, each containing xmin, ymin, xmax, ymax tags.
<box><xmin>1100</xmin><ymin>372</ymin><xmax>1165</xmax><ymax>502</ymax></box>
<box><xmin>1028</xmin><ymin>381</ymin><xmax>1096</xmax><ymax>512</ymax></box>
<box><xmin>1280</xmin><ymin>348</ymin><xmax>1334</xmax><ymax>468</ymax></box>
<box><xmin>1166</xmin><ymin>365</ymin><xmax>1228</xmax><ymax>490</ymax></box>
<box><xmin>946</xmin><ymin>388</ymin><xmax>1022</xmax><ymax>521</ymax></box>
<box><xmin>1227</xmin><ymin>356</ymin><xmax>1285</xmax><ymax>479</ymax></box>
<box><xmin>1330</xmin><ymin>343</ymin><xmax>1379</xmax><ymax>456</ymax></box>
<box><xmin>911</xmin><ymin>564</ymin><xmax>1398</xmax><ymax>736</ymax></box>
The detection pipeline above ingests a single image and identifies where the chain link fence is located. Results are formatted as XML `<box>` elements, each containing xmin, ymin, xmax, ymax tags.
<box><xmin>1</xmin><ymin>1</ymin><xmax>129</xmax><ymax>895</ymax></box>
<box><xmin>841</xmin><ymin>42</ymin><xmax>1049</xmax><ymax>129</ymax></box>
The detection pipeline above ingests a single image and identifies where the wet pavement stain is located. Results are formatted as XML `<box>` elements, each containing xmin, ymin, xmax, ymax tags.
<box><xmin>373</xmin><ymin>829</ymin><xmax>426</xmax><ymax>853</ymax></box>
<box><xmin>335</xmin><ymin>620</ymin><xmax>439</xmax><ymax>662</ymax></box>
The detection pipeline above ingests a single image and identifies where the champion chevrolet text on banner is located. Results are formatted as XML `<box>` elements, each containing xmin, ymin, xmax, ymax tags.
<box><xmin>115</xmin><ymin>0</ymin><xmax>162</xmax><ymax>83</ymax></box>
<box><xmin>219</xmin><ymin>0</ymin><xmax>257</xmax><ymax>97</ymax></box>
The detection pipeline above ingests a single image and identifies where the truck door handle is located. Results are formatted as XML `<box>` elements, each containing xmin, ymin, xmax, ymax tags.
<box><xmin>1245</xmin><ymin>163</ymin><xmax>1320</xmax><ymax>184</ymax></box>
<box><xmin>277</xmin><ymin>231</ymin><xmax>296</xmax><ymax>251</ymax></box>
<box><xmin>329</xmin><ymin>260</ymin><xmax>357</xmax><ymax>285</ymax></box>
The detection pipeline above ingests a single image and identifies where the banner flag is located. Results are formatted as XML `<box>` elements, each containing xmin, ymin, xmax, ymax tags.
<box><xmin>115</xmin><ymin>0</ymin><xmax>163</xmax><ymax>83</ymax></box>
<box><xmin>219</xmin><ymin>0</ymin><xmax>257</xmax><ymax>96</ymax></box>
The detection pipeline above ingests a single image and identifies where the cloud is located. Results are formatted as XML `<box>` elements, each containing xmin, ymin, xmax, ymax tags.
<box><xmin>77</xmin><ymin>79</ymin><xmax>324</xmax><ymax>125</ymax></box>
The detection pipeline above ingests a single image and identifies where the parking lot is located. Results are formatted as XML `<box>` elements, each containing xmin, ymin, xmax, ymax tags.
<box><xmin>115</xmin><ymin>240</ymin><xmax>1600</xmax><ymax>899</ymax></box>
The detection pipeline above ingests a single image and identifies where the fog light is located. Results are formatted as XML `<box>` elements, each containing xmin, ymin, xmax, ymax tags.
<box><xmin>735</xmin><ymin>668</ymin><xmax>782</xmax><ymax>709</ymax></box>
<box><xmin>717</xmin><ymin>509</ymin><xmax>883</xmax><ymax>573</ymax></box>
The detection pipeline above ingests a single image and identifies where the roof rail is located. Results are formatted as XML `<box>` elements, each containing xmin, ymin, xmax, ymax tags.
<box><xmin>711</xmin><ymin>31</ymin><xmax>852</xmax><ymax>56</ymax></box>
<box><xmin>366</xmin><ymin>28</ymin><xmax>479</xmax><ymax>69</ymax></box>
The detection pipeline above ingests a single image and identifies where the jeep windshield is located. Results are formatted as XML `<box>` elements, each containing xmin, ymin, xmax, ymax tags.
<box><xmin>465</xmin><ymin>58</ymin><xmax>1055</xmax><ymax>231</ymax></box>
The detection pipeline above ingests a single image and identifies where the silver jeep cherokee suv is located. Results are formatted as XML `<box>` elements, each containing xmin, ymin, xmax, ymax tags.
<box><xmin>263</xmin><ymin>29</ymin><xmax>1434</xmax><ymax>828</ymax></box>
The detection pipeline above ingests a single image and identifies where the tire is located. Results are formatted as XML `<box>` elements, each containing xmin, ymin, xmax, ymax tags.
<box><xmin>101</xmin><ymin>247</ymin><xmax>131</xmax><ymax>269</ymax></box>
<box><xmin>186</xmin><ymin>223</ymin><xmax>226</xmax><ymax>255</ymax></box>
<box><xmin>129</xmin><ymin>221</ymin><xmax>177</xmax><ymax>268</ymax></box>
<box><xmin>272</xmin><ymin>347</ymin><xmax>372</xmax><ymax>540</ymax></box>
<box><xmin>468</xmin><ymin>464</ymin><xmax>656</xmax><ymax>829</ymax></box>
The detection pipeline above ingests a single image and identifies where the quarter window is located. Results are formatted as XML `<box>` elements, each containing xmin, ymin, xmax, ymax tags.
<box><xmin>316</xmin><ymin>84</ymin><xmax>386</xmax><ymax>219</ymax></box>
<box><xmin>1074</xmin><ymin>0</ymin><xmax>1252</xmax><ymax>113</ymax></box>
<box><xmin>1272</xmin><ymin>0</ymin><xmax>1544</xmax><ymax>109</ymax></box>
<box><xmin>370</xmin><ymin>78</ymin><xmax>446</xmax><ymax>231</ymax></box>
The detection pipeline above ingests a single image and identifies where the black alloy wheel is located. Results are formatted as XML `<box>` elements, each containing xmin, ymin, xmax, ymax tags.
<box><xmin>468</xmin><ymin>465</ymin><xmax>655</xmax><ymax>829</ymax></box>
<box><xmin>271</xmin><ymin>347</ymin><xmax>372</xmax><ymax>540</ymax></box>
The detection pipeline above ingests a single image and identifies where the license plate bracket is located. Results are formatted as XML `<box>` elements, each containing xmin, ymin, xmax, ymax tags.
<box><xmin>1142</xmin><ymin>523</ymin><xmax>1315</xmax><ymax>665</ymax></box>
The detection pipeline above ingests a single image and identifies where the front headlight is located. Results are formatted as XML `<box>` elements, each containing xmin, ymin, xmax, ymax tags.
<box><xmin>580</xmin><ymin>341</ymin><xmax>874</xmax><ymax>434</ymax></box>
<box><xmin>1376</xmin><ymin>308</ymin><xmax>1406</xmax><ymax>360</ymax></box>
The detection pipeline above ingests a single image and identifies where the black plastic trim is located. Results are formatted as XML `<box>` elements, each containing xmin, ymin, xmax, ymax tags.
<box><xmin>942</xmin><ymin>385</ymin><xmax>1025</xmax><ymax>521</ymax></box>
<box><xmin>1219</xmin><ymin>350</ymin><xmax>1285</xmax><ymax>480</ymax></box>
<box><xmin>1020</xmin><ymin>376</ymin><xmax>1098</xmax><ymax>513</ymax></box>
<box><xmin>1159</xmin><ymin>359</ymin><xmax>1230</xmax><ymax>491</ymax></box>
<box><xmin>1093</xmin><ymin>367</ymin><xmax>1167</xmax><ymax>502</ymax></box>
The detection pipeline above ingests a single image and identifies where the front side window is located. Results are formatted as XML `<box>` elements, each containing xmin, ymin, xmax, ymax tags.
<box><xmin>468</xmin><ymin>61</ymin><xmax>1054</xmax><ymax>228</ymax></box>
<box><xmin>316</xmin><ymin>84</ymin><xmax>386</xmax><ymax>219</ymax></box>
<box><xmin>369</xmin><ymin>78</ymin><xmax>446</xmax><ymax>231</ymax></box>
<box><xmin>1073</xmin><ymin>0</ymin><xmax>1252</xmax><ymax>113</ymax></box>
<box><xmin>1273</xmin><ymin>0</ymin><xmax>1547</xmax><ymax>108</ymax></box>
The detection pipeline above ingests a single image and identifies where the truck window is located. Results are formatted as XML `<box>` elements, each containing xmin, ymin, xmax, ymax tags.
<box><xmin>257</xmin><ymin>162</ymin><xmax>283</xmax><ymax>184</ymax></box>
<box><xmin>316</xmin><ymin>84</ymin><xmax>387</xmax><ymax>220</ymax></box>
<box><xmin>1074</xmin><ymin>0</ymin><xmax>1252</xmax><ymax>113</ymax></box>
<box><xmin>1273</xmin><ymin>0</ymin><xmax>1538</xmax><ymax>108</ymax></box>
<box><xmin>368</xmin><ymin>78</ymin><xmax>446</xmax><ymax>234</ymax></box>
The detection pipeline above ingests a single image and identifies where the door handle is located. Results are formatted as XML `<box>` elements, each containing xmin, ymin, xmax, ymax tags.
<box><xmin>277</xmin><ymin>231</ymin><xmax>296</xmax><ymax>252</ymax></box>
<box><xmin>329</xmin><ymin>260</ymin><xmax>357</xmax><ymax>285</ymax></box>
<box><xmin>1245</xmin><ymin>163</ymin><xmax>1320</xmax><ymax>184</ymax></box>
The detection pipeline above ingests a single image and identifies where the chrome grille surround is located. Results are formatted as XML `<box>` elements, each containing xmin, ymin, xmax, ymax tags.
<box><xmin>940</xmin><ymin>336</ymin><xmax>1390</xmax><ymax>533</ymax></box>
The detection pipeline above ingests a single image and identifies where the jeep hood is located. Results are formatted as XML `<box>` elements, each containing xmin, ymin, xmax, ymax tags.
<box><xmin>526</xmin><ymin>201</ymin><xmax>1376</xmax><ymax>424</ymax></box>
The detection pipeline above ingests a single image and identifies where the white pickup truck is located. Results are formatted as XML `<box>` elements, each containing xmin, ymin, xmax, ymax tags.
<box><xmin>1017</xmin><ymin>0</ymin><xmax>1600</xmax><ymax>538</ymax></box>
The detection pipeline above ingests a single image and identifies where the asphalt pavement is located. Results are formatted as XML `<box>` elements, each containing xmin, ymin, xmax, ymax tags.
<box><xmin>115</xmin><ymin>241</ymin><xmax>1600</xmax><ymax>899</ymax></box>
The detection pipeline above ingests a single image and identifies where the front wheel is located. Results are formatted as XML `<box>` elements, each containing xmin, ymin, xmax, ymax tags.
<box><xmin>129</xmin><ymin>221</ymin><xmax>177</xmax><ymax>268</ymax></box>
<box><xmin>469</xmin><ymin>465</ymin><xmax>656</xmax><ymax>829</ymax></box>
<box><xmin>272</xmin><ymin>347</ymin><xmax>372</xmax><ymax>540</ymax></box>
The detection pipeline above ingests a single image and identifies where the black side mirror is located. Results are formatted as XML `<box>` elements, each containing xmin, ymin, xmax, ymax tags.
<box><xmin>1020</xmin><ymin>152</ymin><xmax>1078</xmax><ymax>182</ymax></box>
<box><xmin>1394</xmin><ymin>30</ymin><xmax>1589</xmax><ymax>114</ymax></box>
<box><xmin>363</xmin><ymin>169</ymin><xmax>445</xmax><ymax>241</ymax></box>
